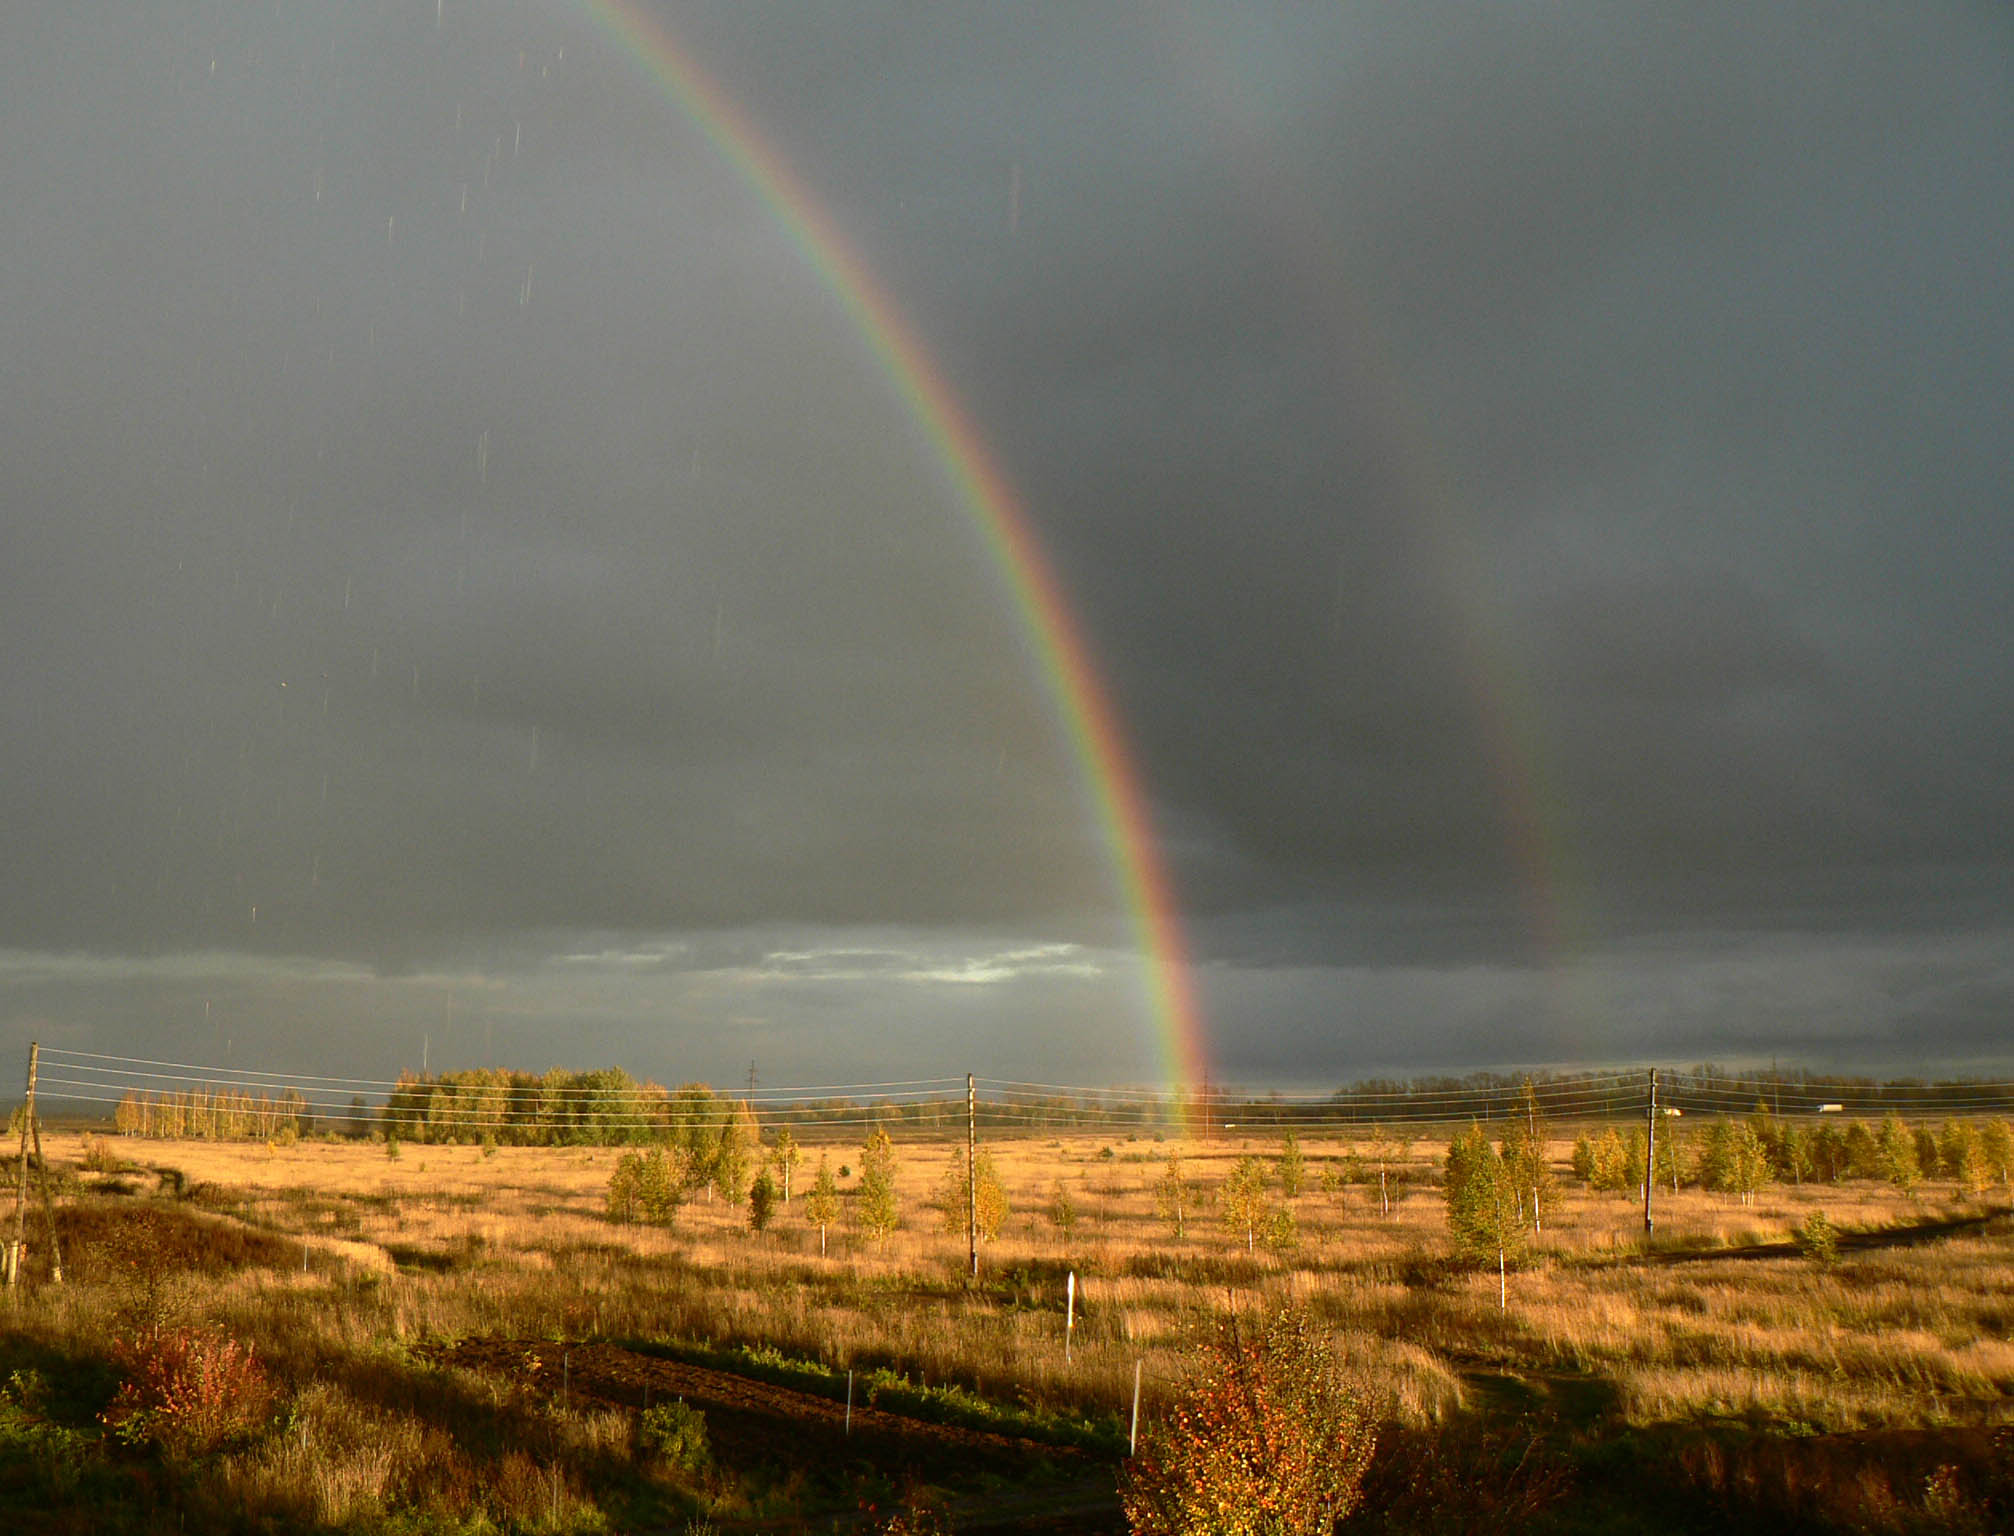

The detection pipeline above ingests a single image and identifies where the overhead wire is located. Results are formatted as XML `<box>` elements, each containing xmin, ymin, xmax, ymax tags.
<box><xmin>37</xmin><ymin>1047</ymin><xmax>961</xmax><ymax>1099</ymax></box>
<box><xmin>26</xmin><ymin>1046</ymin><xmax>2014</xmax><ymax>1134</ymax></box>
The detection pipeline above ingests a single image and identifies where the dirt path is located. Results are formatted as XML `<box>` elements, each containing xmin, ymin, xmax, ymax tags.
<box><xmin>427</xmin><ymin>1338</ymin><xmax>1113</xmax><ymax>1494</ymax></box>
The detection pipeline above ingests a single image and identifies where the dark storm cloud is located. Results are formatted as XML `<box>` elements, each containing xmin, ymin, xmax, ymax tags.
<box><xmin>1</xmin><ymin>2</ymin><xmax>2009</xmax><ymax>1079</ymax></box>
<box><xmin>0</xmin><ymin>1</ymin><xmax>1116</xmax><ymax>971</ymax></box>
<box><xmin>750</xmin><ymin>2</ymin><xmax>2014</xmax><ymax>944</ymax></box>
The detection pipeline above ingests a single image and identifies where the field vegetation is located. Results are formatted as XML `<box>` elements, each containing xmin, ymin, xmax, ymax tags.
<box><xmin>0</xmin><ymin>1097</ymin><xmax>2009</xmax><ymax>1532</ymax></box>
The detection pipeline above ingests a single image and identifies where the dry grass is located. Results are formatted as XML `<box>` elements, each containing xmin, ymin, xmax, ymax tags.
<box><xmin>25</xmin><ymin>1125</ymin><xmax>2009</xmax><ymax>1447</ymax></box>
<box><xmin>0</xmin><ymin>1124</ymin><xmax>2003</xmax><ymax>1531</ymax></box>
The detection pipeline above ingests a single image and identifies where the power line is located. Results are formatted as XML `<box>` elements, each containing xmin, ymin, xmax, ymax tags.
<box><xmin>28</xmin><ymin>1047</ymin><xmax>2014</xmax><ymax>1135</ymax></box>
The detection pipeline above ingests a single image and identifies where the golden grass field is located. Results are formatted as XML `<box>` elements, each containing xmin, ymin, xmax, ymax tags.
<box><xmin>4</xmin><ymin>1122</ymin><xmax>2009</xmax><ymax>1531</ymax></box>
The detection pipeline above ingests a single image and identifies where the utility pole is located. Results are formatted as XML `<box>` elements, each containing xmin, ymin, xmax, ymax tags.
<box><xmin>1527</xmin><ymin>1084</ymin><xmax>1542</xmax><ymax>1237</ymax></box>
<box><xmin>30</xmin><ymin>1090</ymin><xmax>59</xmax><ymax>1284</ymax></box>
<box><xmin>9</xmin><ymin>1043</ymin><xmax>32</xmax><ymax>1285</ymax></box>
<box><xmin>8</xmin><ymin>1043</ymin><xmax>58</xmax><ymax>1286</ymax></box>
<box><xmin>745</xmin><ymin>1061</ymin><xmax>759</xmax><ymax>1099</ymax></box>
<box><xmin>1643</xmin><ymin>1068</ymin><xmax>1657</xmax><ymax>1235</ymax></box>
<box><xmin>966</xmin><ymin>1073</ymin><xmax>978</xmax><ymax>1280</ymax></box>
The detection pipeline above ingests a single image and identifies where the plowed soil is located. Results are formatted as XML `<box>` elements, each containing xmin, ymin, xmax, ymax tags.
<box><xmin>425</xmin><ymin>1338</ymin><xmax>1125</xmax><ymax>1531</ymax></box>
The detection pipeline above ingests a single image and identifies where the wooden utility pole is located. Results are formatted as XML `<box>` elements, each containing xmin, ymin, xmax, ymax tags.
<box><xmin>9</xmin><ymin>1043</ymin><xmax>59</xmax><ymax>1286</ymax></box>
<box><xmin>8</xmin><ymin>1043</ymin><xmax>31</xmax><ymax>1285</ymax></box>
<box><xmin>1526</xmin><ymin>1084</ymin><xmax>1543</xmax><ymax>1237</ymax></box>
<box><xmin>966</xmin><ymin>1073</ymin><xmax>978</xmax><ymax>1280</ymax></box>
<box><xmin>30</xmin><ymin>1104</ymin><xmax>59</xmax><ymax>1284</ymax></box>
<box><xmin>1643</xmin><ymin>1068</ymin><xmax>1657</xmax><ymax>1235</ymax></box>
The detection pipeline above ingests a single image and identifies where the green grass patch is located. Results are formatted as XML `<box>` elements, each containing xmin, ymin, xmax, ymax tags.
<box><xmin>627</xmin><ymin>1338</ymin><xmax>1126</xmax><ymax>1456</ymax></box>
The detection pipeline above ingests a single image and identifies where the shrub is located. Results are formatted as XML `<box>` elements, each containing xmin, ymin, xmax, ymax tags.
<box><xmin>1809</xmin><ymin>1122</ymin><xmax>1849</xmax><ymax>1182</ymax></box>
<box><xmin>1275</xmin><ymin>1131</ymin><xmax>1304</xmax><ymax>1200</ymax></box>
<box><xmin>868</xmin><ymin>1499</ymin><xmax>953</xmax><ymax>1536</ymax></box>
<box><xmin>804</xmin><ymin>1155</ymin><xmax>840</xmax><ymax>1255</ymax></box>
<box><xmin>1120</xmin><ymin>1306</ymin><xmax>1376</xmax><ymax>1536</ymax></box>
<box><xmin>639</xmin><ymin>1400</ymin><xmax>709</xmax><ymax>1473</ymax></box>
<box><xmin>1843</xmin><ymin>1120</ymin><xmax>1882</xmax><ymax>1180</ymax></box>
<box><xmin>1570</xmin><ymin>1133</ymin><xmax>1595</xmax><ymax>1185</ymax></box>
<box><xmin>1499</xmin><ymin>1079</ymin><xmax>1558</xmax><ymax>1232</ymax></box>
<box><xmin>1444</xmin><ymin>1123</ymin><xmax>1528</xmax><ymax>1308</ymax></box>
<box><xmin>1221</xmin><ymin>1156</ymin><xmax>1274</xmax><ymax>1254</ymax></box>
<box><xmin>1259</xmin><ymin>1206</ymin><xmax>1298</xmax><ymax>1254</ymax></box>
<box><xmin>1981</xmin><ymin>1120</ymin><xmax>2013</xmax><ymax>1188</ymax></box>
<box><xmin>1697</xmin><ymin>1121</ymin><xmax>1771</xmax><ymax>1204</ymax></box>
<box><xmin>1939</xmin><ymin>1121</ymin><xmax>1991</xmax><ymax>1196</ymax></box>
<box><xmin>711</xmin><ymin>1114</ymin><xmax>751</xmax><ymax>1205</ymax></box>
<box><xmin>1588</xmin><ymin>1127</ymin><xmax>1635</xmax><ymax>1194</ymax></box>
<box><xmin>934</xmin><ymin>1149</ymin><xmax>1009</xmax><ymax>1241</ymax></box>
<box><xmin>748</xmin><ymin>1171</ymin><xmax>777</xmax><ymax>1232</ymax></box>
<box><xmin>1362</xmin><ymin>1127</ymin><xmax>1410</xmax><ymax>1216</ymax></box>
<box><xmin>100</xmin><ymin>1325</ymin><xmax>277</xmax><ymax>1455</ymax></box>
<box><xmin>770</xmin><ymin>1128</ymin><xmax>801</xmax><ymax>1203</ymax></box>
<box><xmin>1048</xmin><ymin>1180</ymin><xmax>1078</xmax><ymax>1235</ymax></box>
<box><xmin>1796</xmin><ymin>1210</ymin><xmax>1840</xmax><ymax>1266</ymax></box>
<box><xmin>853</xmin><ymin>1127</ymin><xmax>899</xmax><ymax>1240</ymax></box>
<box><xmin>1154</xmin><ymin>1152</ymin><xmax>1192</xmax><ymax>1238</ymax></box>
<box><xmin>1877</xmin><ymin>1114</ymin><xmax>1920</xmax><ymax>1192</ymax></box>
<box><xmin>607</xmin><ymin>1145</ymin><xmax>684</xmax><ymax>1226</ymax></box>
<box><xmin>1655</xmin><ymin>1113</ymin><xmax>1686</xmax><ymax>1193</ymax></box>
<box><xmin>1913</xmin><ymin>1125</ymin><xmax>1941</xmax><ymax>1186</ymax></box>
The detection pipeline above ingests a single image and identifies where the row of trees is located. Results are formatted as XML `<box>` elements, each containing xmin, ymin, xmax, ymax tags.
<box><xmin>111</xmin><ymin>1071</ymin><xmax>962</xmax><ymax>1148</ymax></box>
<box><xmin>377</xmin><ymin>1070</ymin><xmax>757</xmax><ymax>1147</ymax></box>
<box><xmin>602</xmin><ymin>1116</ymin><xmax>1414</xmax><ymax>1254</ymax></box>
<box><xmin>111</xmin><ymin>1070</ymin><xmax>714</xmax><ymax>1146</ymax></box>
<box><xmin>113</xmin><ymin>1087</ymin><xmax>314</xmax><ymax>1141</ymax></box>
<box><xmin>1443</xmin><ymin>1085</ymin><xmax>1559</xmax><ymax>1307</ymax></box>
<box><xmin>1573</xmin><ymin>1112</ymin><xmax>2014</xmax><ymax>1202</ymax></box>
<box><xmin>607</xmin><ymin>1122</ymin><xmax>898</xmax><ymax>1256</ymax></box>
<box><xmin>1448</xmin><ymin>1099</ymin><xmax>2014</xmax><ymax>1309</ymax></box>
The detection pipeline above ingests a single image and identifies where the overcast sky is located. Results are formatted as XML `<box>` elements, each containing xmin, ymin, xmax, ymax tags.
<box><xmin>3</xmin><ymin>3</ymin><xmax>2008</xmax><ymax>1093</ymax></box>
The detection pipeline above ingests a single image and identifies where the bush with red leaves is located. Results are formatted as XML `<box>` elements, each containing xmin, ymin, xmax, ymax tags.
<box><xmin>100</xmin><ymin>1325</ymin><xmax>277</xmax><ymax>1455</ymax></box>
<box><xmin>1121</xmin><ymin>1307</ymin><xmax>1377</xmax><ymax>1536</ymax></box>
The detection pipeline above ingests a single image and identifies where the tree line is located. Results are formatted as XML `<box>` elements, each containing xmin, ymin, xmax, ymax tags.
<box><xmin>112</xmin><ymin>1087</ymin><xmax>314</xmax><ymax>1142</ymax></box>
<box><xmin>1571</xmin><ymin>1107</ymin><xmax>2013</xmax><ymax>1203</ymax></box>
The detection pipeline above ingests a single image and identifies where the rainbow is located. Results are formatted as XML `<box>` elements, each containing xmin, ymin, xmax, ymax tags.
<box><xmin>573</xmin><ymin>2</ymin><xmax>1209</xmax><ymax>1094</ymax></box>
<box><xmin>1152</xmin><ymin>6</ymin><xmax>1596</xmax><ymax>1054</ymax></box>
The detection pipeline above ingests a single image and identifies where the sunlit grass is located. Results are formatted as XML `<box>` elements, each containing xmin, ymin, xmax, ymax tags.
<box><xmin>31</xmin><ymin>1124</ymin><xmax>2010</xmax><ymax>1444</ymax></box>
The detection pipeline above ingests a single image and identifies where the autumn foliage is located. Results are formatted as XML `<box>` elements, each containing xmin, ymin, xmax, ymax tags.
<box><xmin>101</xmin><ymin>1324</ymin><xmax>277</xmax><ymax>1455</ymax></box>
<box><xmin>1120</xmin><ymin>1307</ymin><xmax>1376</xmax><ymax>1536</ymax></box>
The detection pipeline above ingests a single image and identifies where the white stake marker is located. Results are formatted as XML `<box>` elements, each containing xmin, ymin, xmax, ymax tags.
<box><xmin>1065</xmin><ymin>1270</ymin><xmax>1076</xmax><ymax>1363</ymax></box>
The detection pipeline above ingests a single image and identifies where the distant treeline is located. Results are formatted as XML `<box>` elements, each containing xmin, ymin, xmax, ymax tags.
<box><xmin>113</xmin><ymin>1087</ymin><xmax>314</xmax><ymax>1141</ymax></box>
<box><xmin>381</xmin><ymin>1069</ymin><xmax>750</xmax><ymax>1146</ymax></box>
<box><xmin>978</xmin><ymin>1069</ymin><xmax>2014</xmax><ymax>1132</ymax></box>
<box><xmin>1320</xmin><ymin>1067</ymin><xmax>2014</xmax><ymax>1123</ymax></box>
<box><xmin>101</xmin><ymin>1063</ymin><xmax>2014</xmax><ymax>1144</ymax></box>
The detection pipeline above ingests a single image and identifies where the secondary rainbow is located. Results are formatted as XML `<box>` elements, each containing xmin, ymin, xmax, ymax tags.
<box><xmin>1153</xmin><ymin>4</ymin><xmax>1596</xmax><ymax>1052</ymax></box>
<box><xmin>575</xmin><ymin>0</ymin><xmax>1209</xmax><ymax>1095</ymax></box>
